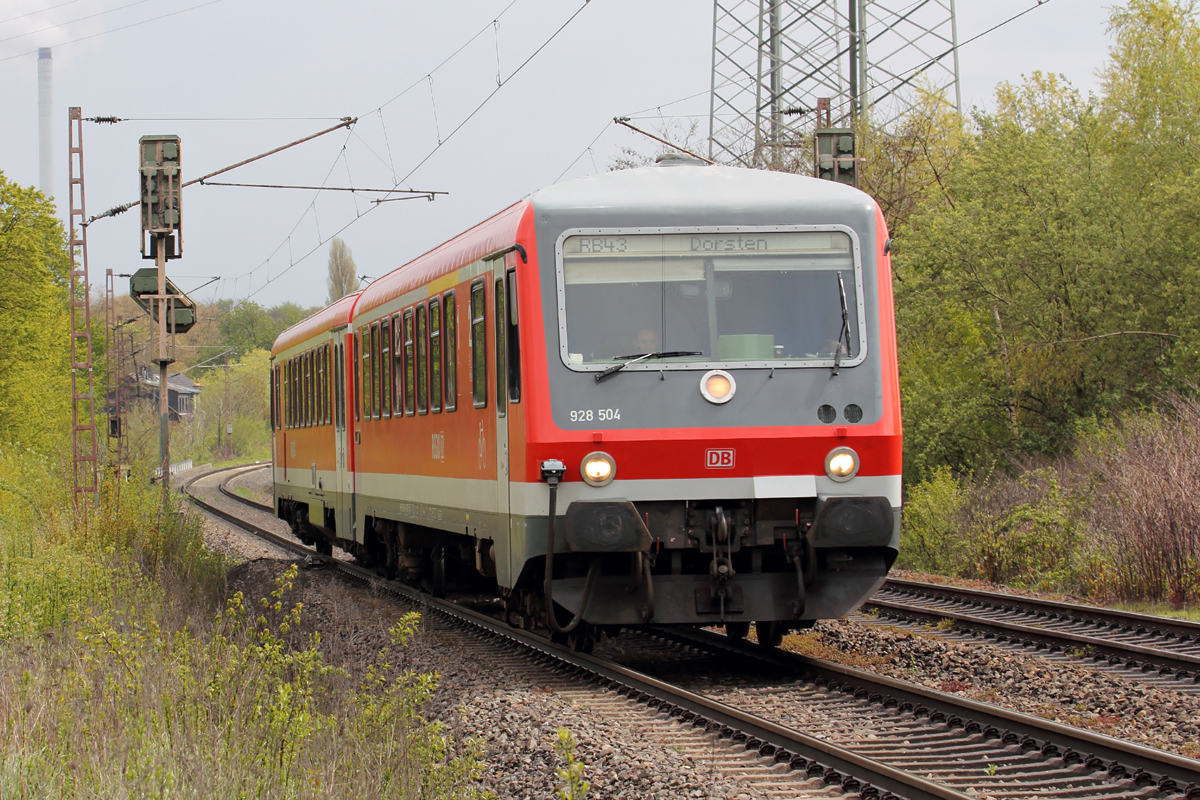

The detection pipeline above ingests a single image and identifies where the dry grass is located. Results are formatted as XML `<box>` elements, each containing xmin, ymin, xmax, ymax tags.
<box><xmin>900</xmin><ymin>395</ymin><xmax>1200</xmax><ymax>609</ymax></box>
<box><xmin>0</xmin><ymin>447</ymin><xmax>484</xmax><ymax>798</ymax></box>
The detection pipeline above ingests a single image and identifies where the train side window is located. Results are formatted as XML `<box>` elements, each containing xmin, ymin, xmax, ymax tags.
<box><xmin>372</xmin><ymin>321</ymin><xmax>383</xmax><ymax>419</ymax></box>
<box><xmin>269</xmin><ymin>364</ymin><xmax>276</xmax><ymax>431</ymax></box>
<box><xmin>493</xmin><ymin>276</ymin><xmax>506</xmax><ymax>417</ymax></box>
<box><xmin>363</xmin><ymin>326</ymin><xmax>373</xmax><ymax>420</ymax></box>
<box><xmin>279</xmin><ymin>362</ymin><xmax>286</xmax><ymax>429</ymax></box>
<box><xmin>317</xmin><ymin>346</ymin><xmax>326</xmax><ymax>426</ymax></box>
<box><xmin>391</xmin><ymin>313</ymin><xmax>403</xmax><ymax>416</ymax></box>
<box><xmin>354</xmin><ymin>331</ymin><xmax>361</xmax><ymax>422</ymax></box>
<box><xmin>287</xmin><ymin>359</ymin><xmax>293</xmax><ymax>429</ymax></box>
<box><xmin>471</xmin><ymin>280</ymin><xmax>487</xmax><ymax>409</ymax></box>
<box><xmin>380</xmin><ymin>317</ymin><xmax>392</xmax><ymax>419</ymax></box>
<box><xmin>307</xmin><ymin>350</ymin><xmax>314</xmax><ymax>428</ymax></box>
<box><xmin>506</xmin><ymin>268</ymin><xmax>521</xmax><ymax>404</ymax></box>
<box><xmin>429</xmin><ymin>299</ymin><xmax>442</xmax><ymax>413</ymax></box>
<box><xmin>300</xmin><ymin>352</ymin><xmax>307</xmax><ymax>428</ymax></box>
<box><xmin>403</xmin><ymin>309</ymin><xmax>415</xmax><ymax>416</ymax></box>
<box><xmin>332</xmin><ymin>344</ymin><xmax>340</xmax><ymax>431</ymax></box>
<box><xmin>417</xmin><ymin>303</ymin><xmax>429</xmax><ymax>414</ymax></box>
<box><xmin>324</xmin><ymin>343</ymin><xmax>331</xmax><ymax>425</ymax></box>
<box><xmin>336</xmin><ymin>343</ymin><xmax>345</xmax><ymax>431</ymax></box>
<box><xmin>443</xmin><ymin>291</ymin><xmax>457</xmax><ymax>411</ymax></box>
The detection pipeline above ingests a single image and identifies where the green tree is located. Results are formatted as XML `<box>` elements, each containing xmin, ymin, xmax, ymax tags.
<box><xmin>218</xmin><ymin>301</ymin><xmax>281</xmax><ymax>359</ymax></box>
<box><xmin>895</xmin><ymin>0</ymin><xmax>1200</xmax><ymax>480</ymax></box>
<box><xmin>325</xmin><ymin>238</ymin><xmax>358</xmax><ymax>305</ymax></box>
<box><xmin>0</xmin><ymin>172</ymin><xmax>70</xmax><ymax>448</ymax></box>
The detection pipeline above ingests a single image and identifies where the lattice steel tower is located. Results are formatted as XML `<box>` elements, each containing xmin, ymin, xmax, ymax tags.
<box><xmin>708</xmin><ymin>0</ymin><xmax>960</xmax><ymax>168</ymax></box>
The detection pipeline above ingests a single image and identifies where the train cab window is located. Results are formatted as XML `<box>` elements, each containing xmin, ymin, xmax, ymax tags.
<box><xmin>443</xmin><ymin>291</ymin><xmax>457</xmax><ymax>411</ymax></box>
<box><xmin>380</xmin><ymin>317</ymin><xmax>392</xmax><ymax>419</ymax></box>
<box><xmin>506</xmin><ymin>268</ymin><xmax>521</xmax><ymax>403</ymax></box>
<box><xmin>402</xmin><ymin>310</ymin><xmax>415</xmax><ymax>416</ymax></box>
<box><xmin>417</xmin><ymin>304</ymin><xmax>429</xmax><ymax>414</ymax></box>
<box><xmin>470</xmin><ymin>280</ymin><xmax>487</xmax><ymax>409</ymax></box>
<box><xmin>354</xmin><ymin>331</ymin><xmax>362</xmax><ymax>423</ymax></box>
<box><xmin>270</xmin><ymin>365</ymin><xmax>276</xmax><ymax>430</ymax></box>
<box><xmin>493</xmin><ymin>276</ymin><xmax>506</xmax><ymax>417</ymax></box>
<box><xmin>559</xmin><ymin>231</ymin><xmax>861</xmax><ymax>367</ymax></box>
<box><xmin>429</xmin><ymin>299</ymin><xmax>442</xmax><ymax>413</ymax></box>
<box><xmin>391</xmin><ymin>314</ymin><xmax>403</xmax><ymax>416</ymax></box>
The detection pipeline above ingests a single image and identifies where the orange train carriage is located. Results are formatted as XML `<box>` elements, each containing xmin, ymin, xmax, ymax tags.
<box><xmin>271</xmin><ymin>157</ymin><xmax>901</xmax><ymax>650</ymax></box>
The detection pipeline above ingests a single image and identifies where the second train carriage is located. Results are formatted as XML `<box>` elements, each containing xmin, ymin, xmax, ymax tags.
<box><xmin>271</xmin><ymin>156</ymin><xmax>902</xmax><ymax>648</ymax></box>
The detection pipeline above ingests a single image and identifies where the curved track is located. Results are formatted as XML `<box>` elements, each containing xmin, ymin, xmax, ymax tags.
<box><xmin>186</xmin><ymin>465</ymin><xmax>1200</xmax><ymax>800</ymax></box>
<box><xmin>866</xmin><ymin>579</ymin><xmax>1200</xmax><ymax>691</ymax></box>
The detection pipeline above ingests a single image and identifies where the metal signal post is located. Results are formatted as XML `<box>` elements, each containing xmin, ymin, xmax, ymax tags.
<box><xmin>138</xmin><ymin>135</ymin><xmax>182</xmax><ymax>507</ymax></box>
<box><xmin>67</xmin><ymin>107</ymin><xmax>99</xmax><ymax>510</ymax></box>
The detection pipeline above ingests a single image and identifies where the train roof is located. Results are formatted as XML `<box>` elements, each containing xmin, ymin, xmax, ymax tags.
<box><xmin>353</xmin><ymin>200</ymin><xmax>531</xmax><ymax>320</ymax></box>
<box><xmin>270</xmin><ymin>290</ymin><xmax>360</xmax><ymax>356</ymax></box>
<box><xmin>526</xmin><ymin>162</ymin><xmax>875</xmax><ymax>219</ymax></box>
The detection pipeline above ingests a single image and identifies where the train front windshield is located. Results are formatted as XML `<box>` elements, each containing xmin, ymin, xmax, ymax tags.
<box><xmin>560</xmin><ymin>231</ymin><xmax>861</xmax><ymax>366</ymax></box>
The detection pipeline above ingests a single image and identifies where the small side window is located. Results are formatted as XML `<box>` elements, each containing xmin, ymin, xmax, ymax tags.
<box><xmin>417</xmin><ymin>303</ymin><xmax>428</xmax><ymax>414</ymax></box>
<box><xmin>354</xmin><ymin>331</ymin><xmax>361</xmax><ymax>422</ymax></box>
<box><xmin>507</xmin><ymin>268</ymin><xmax>521</xmax><ymax>403</ymax></box>
<box><xmin>444</xmin><ymin>291</ymin><xmax>457</xmax><ymax>412</ymax></box>
<box><xmin>391</xmin><ymin>313</ymin><xmax>403</xmax><ymax>416</ymax></box>
<box><xmin>429</xmin><ymin>299</ymin><xmax>442</xmax><ymax>413</ymax></box>
<box><xmin>380</xmin><ymin>317</ymin><xmax>392</xmax><ymax>419</ymax></box>
<box><xmin>471</xmin><ymin>280</ymin><xmax>487</xmax><ymax>409</ymax></box>
<box><xmin>403</xmin><ymin>309</ymin><xmax>415</xmax><ymax>416</ymax></box>
<box><xmin>494</xmin><ymin>275</ymin><xmax>506</xmax><ymax>417</ymax></box>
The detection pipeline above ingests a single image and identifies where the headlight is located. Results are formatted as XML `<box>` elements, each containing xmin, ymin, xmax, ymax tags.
<box><xmin>700</xmin><ymin>369</ymin><xmax>736</xmax><ymax>404</ymax></box>
<box><xmin>825</xmin><ymin>446</ymin><xmax>859</xmax><ymax>482</ymax></box>
<box><xmin>580</xmin><ymin>451</ymin><xmax>616</xmax><ymax>486</ymax></box>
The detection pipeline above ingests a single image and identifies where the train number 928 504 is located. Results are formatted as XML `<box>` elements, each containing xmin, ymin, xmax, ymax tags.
<box><xmin>570</xmin><ymin>408</ymin><xmax>620</xmax><ymax>422</ymax></box>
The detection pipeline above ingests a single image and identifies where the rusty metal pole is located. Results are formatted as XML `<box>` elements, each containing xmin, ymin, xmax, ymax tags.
<box><xmin>156</xmin><ymin>235</ymin><xmax>170</xmax><ymax>508</ymax></box>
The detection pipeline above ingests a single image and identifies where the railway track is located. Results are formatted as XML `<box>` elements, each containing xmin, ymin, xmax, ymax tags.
<box><xmin>185</xmin><ymin>464</ymin><xmax>1200</xmax><ymax>800</ymax></box>
<box><xmin>865</xmin><ymin>579</ymin><xmax>1200</xmax><ymax>691</ymax></box>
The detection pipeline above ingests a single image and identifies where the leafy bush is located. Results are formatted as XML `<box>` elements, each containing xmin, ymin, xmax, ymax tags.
<box><xmin>901</xmin><ymin>395</ymin><xmax>1200</xmax><ymax>607</ymax></box>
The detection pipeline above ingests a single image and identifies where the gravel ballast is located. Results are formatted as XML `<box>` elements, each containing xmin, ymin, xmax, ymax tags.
<box><xmin>784</xmin><ymin>619</ymin><xmax>1200</xmax><ymax>760</ymax></box>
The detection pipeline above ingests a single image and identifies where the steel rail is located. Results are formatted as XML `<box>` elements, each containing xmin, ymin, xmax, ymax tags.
<box><xmin>882</xmin><ymin>578</ymin><xmax>1200</xmax><ymax>641</ymax></box>
<box><xmin>182</xmin><ymin>465</ymin><xmax>971</xmax><ymax>800</ymax></box>
<box><xmin>656</xmin><ymin>626</ymin><xmax>1200</xmax><ymax>799</ymax></box>
<box><xmin>865</xmin><ymin>597</ymin><xmax>1200</xmax><ymax>678</ymax></box>
<box><xmin>206</xmin><ymin>470</ymin><xmax>1200</xmax><ymax>796</ymax></box>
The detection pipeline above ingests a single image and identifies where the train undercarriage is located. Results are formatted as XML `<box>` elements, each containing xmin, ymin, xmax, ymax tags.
<box><xmin>277</xmin><ymin>491</ymin><xmax>896</xmax><ymax>653</ymax></box>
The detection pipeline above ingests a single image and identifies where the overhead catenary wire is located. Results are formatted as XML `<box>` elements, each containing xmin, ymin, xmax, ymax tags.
<box><xmin>0</xmin><ymin>0</ymin><xmax>228</xmax><ymax>63</ymax></box>
<box><xmin>0</xmin><ymin>0</ymin><xmax>161</xmax><ymax>46</ymax></box>
<box><xmin>229</xmin><ymin>0</ymin><xmax>593</xmax><ymax>307</ymax></box>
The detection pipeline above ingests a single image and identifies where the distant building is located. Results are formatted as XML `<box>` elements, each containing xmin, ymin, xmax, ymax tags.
<box><xmin>106</xmin><ymin>368</ymin><xmax>203</xmax><ymax>421</ymax></box>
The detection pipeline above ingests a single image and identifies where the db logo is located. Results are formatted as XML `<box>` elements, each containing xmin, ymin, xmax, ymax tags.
<box><xmin>705</xmin><ymin>448</ymin><xmax>735</xmax><ymax>469</ymax></box>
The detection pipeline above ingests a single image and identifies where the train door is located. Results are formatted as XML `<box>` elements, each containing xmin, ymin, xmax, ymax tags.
<box><xmin>332</xmin><ymin>327</ymin><xmax>353</xmax><ymax>540</ymax></box>
<box><xmin>490</xmin><ymin>258</ymin><xmax>511</xmax><ymax>536</ymax></box>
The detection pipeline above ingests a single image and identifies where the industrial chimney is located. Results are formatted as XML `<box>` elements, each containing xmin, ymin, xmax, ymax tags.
<box><xmin>38</xmin><ymin>47</ymin><xmax>53</xmax><ymax>199</ymax></box>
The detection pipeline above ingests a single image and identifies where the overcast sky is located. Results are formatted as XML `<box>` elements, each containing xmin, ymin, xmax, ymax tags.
<box><xmin>0</xmin><ymin>0</ymin><xmax>1115</xmax><ymax>310</ymax></box>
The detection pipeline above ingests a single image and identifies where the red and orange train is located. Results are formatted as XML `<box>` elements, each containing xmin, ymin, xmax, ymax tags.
<box><xmin>271</xmin><ymin>155</ymin><xmax>901</xmax><ymax>649</ymax></box>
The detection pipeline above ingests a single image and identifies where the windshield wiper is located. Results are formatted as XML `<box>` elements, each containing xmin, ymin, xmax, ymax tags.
<box><xmin>595</xmin><ymin>351</ymin><xmax>703</xmax><ymax>382</ymax></box>
<box><xmin>832</xmin><ymin>273</ymin><xmax>851</xmax><ymax>377</ymax></box>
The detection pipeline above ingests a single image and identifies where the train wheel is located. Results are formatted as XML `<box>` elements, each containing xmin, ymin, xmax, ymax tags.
<box><xmin>431</xmin><ymin>547</ymin><xmax>446</xmax><ymax>598</ymax></box>
<box><xmin>566</xmin><ymin>625</ymin><xmax>596</xmax><ymax>654</ymax></box>
<box><xmin>725</xmin><ymin>621</ymin><xmax>750</xmax><ymax>641</ymax></box>
<box><xmin>755</xmin><ymin>621</ymin><xmax>784</xmax><ymax>649</ymax></box>
<box><xmin>315</xmin><ymin>539</ymin><xmax>333</xmax><ymax>556</ymax></box>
